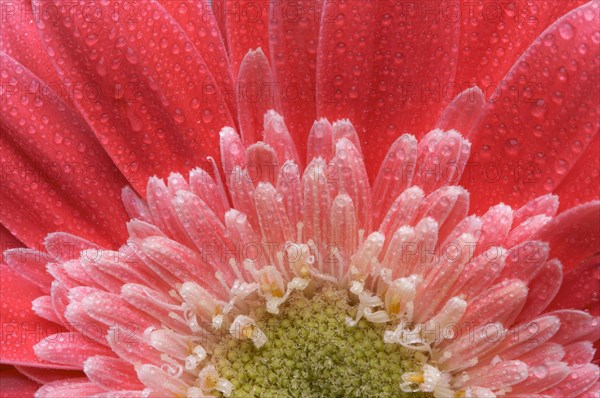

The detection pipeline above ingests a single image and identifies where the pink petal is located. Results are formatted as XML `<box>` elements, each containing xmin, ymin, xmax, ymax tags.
<box><xmin>437</xmin><ymin>324</ymin><xmax>504</xmax><ymax>371</ymax></box>
<box><xmin>506</xmin><ymin>214</ymin><xmax>552</xmax><ymax>247</ymax></box>
<box><xmin>276</xmin><ymin>161</ymin><xmax>303</xmax><ymax>230</ymax></box>
<box><xmin>515</xmin><ymin>259</ymin><xmax>563</xmax><ymax>323</ymax></box>
<box><xmin>0</xmin><ymin>367</ymin><xmax>40</xmax><ymax>398</ymax></box>
<box><xmin>32</xmin><ymin>296</ymin><xmax>61</xmax><ymax>325</ymax></box>
<box><xmin>245</xmin><ymin>142</ymin><xmax>280</xmax><ymax>185</ymax></box>
<box><xmin>14</xmin><ymin>366</ymin><xmax>84</xmax><ymax>384</ymax></box>
<box><xmin>436</xmin><ymin>87</ymin><xmax>486</xmax><ymax>137</ymax></box>
<box><xmin>331</xmin><ymin>194</ymin><xmax>358</xmax><ymax>265</ymax></box>
<box><xmin>0</xmin><ymin>0</ymin><xmax>63</xmax><ymax>96</ymax></box>
<box><xmin>416</xmin><ymin>186</ymin><xmax>470</xmax><ymax>243</ymax></box>
<box><xmin>486</xmin><ymin>315</ymin><xmax>561</xmax><ymax>361</ymax></box>
<box><xmin>82</xmin><ymin>292</ymin><xmax>155</xmax><ymax>333</ymax></box>
<box><xmin>224</xmin><ymin>209</ymin><xmax>268</xmax><ymax>270</ymax></box>
<box><xmin>255</xmin><ymin>183</ymin><xmax>294</xmax><ymax>246</ymax></box>
<box><xmin>120</xmin><ymin>284</ymin><xmax>188</xmax><ymax>334</ymax></box>
<box><xmin>455</xmin><ymin>1</ymin><xmax>585</xmax><ymax>96</ymax></box>
<box><xmin>225</xmin><ymin>0</ymin><xmax>270</xmax><ymax>77</ymax></box>
<box><xmin>220</xmin><ymin>127</ymin><xmax>247</xmax><ymax>177</ymax></box>
<box><xmin>497</xmin><ymin>241</ymin><xmax>549</xmax><ymax>284</ymax></box>
<box><xmin>519</xmin><ymin>343</ymin><xmax>566</xmax><ymax>367</ymax></box>
<box><xmin>33</xmin><ymin>0</ymin><xmax>234</xmax><ymax>194</ymax></box>
<box><xmin>461</xmin><ymin>279</ymin><xmax>528</xmax><ymax>327</ymax></box>
<box><xmin>535</xmin><ymin>201</ymin><xmax>600</xmax><ymax>273</ymax></box>
<box><xmin>542</xmin><ymin>364</ymin><xmax>600</xmax><ymax>397</ymax></box>
<box><xmin>269</xmin><ymin>0</ymin><xmax>321</xmax><ymax>155</ymax></box>
<box><xmin>0</xmin><ymin>226</ymin><xmax>22</xmax><ymax>251</ymax></box>
<box><xmin>578</xmin><ymin>381</ymin><xmax>600</xmax><ymax>398</ymax></box>
<box><xmin>411</xmin><ymin>130</ymin><xmax>471</xmax><ymax>194</ymax></box>
<box><xmin>157</xmin><ymin>0</ymin><xmax>237</xmax><ymax>121</ymax></box>
<box><xmin>263</xmin><ymin>110</ymin><xmax>301</xmax><ymax>167</ymax></box>
<box><xmin>456</xmin><ymin>360</ymin><xmax>528</xmax><ymax>390</ymax></box>
<box><xmin>33</xmin><ymin>378</ymin><xmax>104</xmax><ymax>398</ymax></box>
<box><xmin>330</xmin><ymin>138</ymin><xmax>371</xmax><ymax>232</ymax></box>
<box><xmin>550</xmin><ymin>255</ymin><xmax>600</xmax><ymax>315</ymax></box>
<box><xmin>237</xmin><ymin>50</ymin><xmax>281</xmax><ymax>145</ymax></box>
<box><xmin>171</xmin><ymin>191</ymin><xmax>236</xmax><ymax>283</ymax></box>
<box><xmin>302</xmin><ymin>158</ymin><xmax>332</xmax><ymax>247</ymax></box>
<box><xmin>139</xmin><ymin>236</ymin><xmax>224</xmax><ymax>298</ymax></box>
<box><xmin>415</xmin><ymin>234</ymin><xmax>478</xmax><ymax>322</ymax></box>
<box><xmin>512</xmin><ymin>194</ymin><xmax>560</xmax><ymax>227</ymax></box>
<box><xmin>455</xmin><ymin>247</ymin><xmax>507</xmax><ymax>301</ymax></box>
<box><xmin>0</xmin><ymin>265</ymin><xmax>65</xmax><ymax>368</ymax></box>
<box><xmin>306</xmin><ymin>119</ymin><xmax>334</xmax><ymax>164</ymax></box>
<box><xmin>463</xmin><ymin>1</ymin><xmax>600</xmax><ymax>213</ymax></box>
<box><xmin>548</xmin><ymin>310</ymin><xmax>600</xmax><ymax>346</ymax></box>
<box><xmin>145</xmin><ymin>177</ymin><xmax>195</xmax><ymax>249</ymax></box>
<box><xmin>121</xmin><ymin>187</ymin><xmax>152</xmax><ymax>224</ymax></box>
<box><xmin>189</xmin><ymin>168</ymin><xmax>230</xmax><ymax>221</ymax></box>
<box><xmin>83</xmin><ymin>356</ymin><xmax>143</xmax><ymax>391</ymax></box>
<box><xmin>563</xmin><ymin>342</ymin><xmax>596</xmax><ymax>365</ymax></box>
<box><xmin>373</xmin><ymin>134</ymin><xmax>417</xmax><ymax>225</ymax></box>
<box><xmin>476</xmin><ymin>204</ymin><xmax>513</xmax><ymax>254</ymax></box>
<box><xmin>0</xmin><ymin>54</ymin><xmax>129</xmax><ymax>248</ymax></box>
<box><xmin>554</xmin><ymin>132</ymin><xmax>600</xmax><ymax>210</ymax></box>
<box><xmin>63</xmin><ymin>287</ymin><xmax>108</xmax><ymax>346</ymax></box>
<box><xmin>511</xmin><ymin>361</ymin><xmax>570</xmax><ymax>394</ymax></box>
<box><xmin>316</xmin><ymin>0</ymin><xmax>460</xmax><ymax>178</ymax></box>
<box><xmin>44</xmin><ymin>233</ymin><xmax>100</xmax><ymax>262</ymax></box>
<box><xmin>34</xmin><ymin>333</ymin><xmax>114</xmax><ymax>369</ymax></box>
<box><xmin>378</xmin><ymin>187</ymin><xmax>424</xmax><ymax>238</ymax></box>
<box><xmin>4</xmin><ymin>249</ymin><xmax>54</xmax><ymax>293</ymax></box>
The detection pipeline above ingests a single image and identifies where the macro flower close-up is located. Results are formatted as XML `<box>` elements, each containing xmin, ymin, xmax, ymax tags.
<box><xmin>1</xmin><ymin>0</ymin><xmax>600</xmax><ymax>397</ymax></box>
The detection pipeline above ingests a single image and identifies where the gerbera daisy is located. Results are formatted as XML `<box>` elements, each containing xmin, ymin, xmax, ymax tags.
<box><xmin>1</xmin><ymin>0</ymin><xmax>599</xmax><ymax>397</ymax></box>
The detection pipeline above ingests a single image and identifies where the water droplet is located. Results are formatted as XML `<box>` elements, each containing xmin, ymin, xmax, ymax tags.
<box><xmin>558</xmin><ymin>23</ymin><xmax>575</xmax><ymax>40</ymax></box>
<box><xmin>504</xmin><ymin>138</ymin><xmax>520</xmax><ymax>156</ymax></box>
<box><xmin>53</xmin><ymin>132</ymin><xmax>63</xmax><ymax>144</ymax></box>
<box><xmin>85</xmin><ymin>34</ymin><xmax>99</xmax><ymax>46</ymax></box>
<box><xmin>125</xmin><ymin>48</ymin><xmax>138</xmax><ymax>64</ymax></box>
<box><xmin>201</xmin><ymin>109</ymin><xmax>213</xmax><ymax>123</ymax></box>
<box><xmin>173</xmin><ymin>108</ymin><xmax>185</xmax><ymax>124</ymax></box>
<box><xmin>531</xmin><ymin>99</ymin><xmax>547</xmax><ymax>118</ymax></box>
<box><xmin>190</xmin><ymin>98</ymin><xmax>201</xmax><ymax>109</ymax></box>
<box><xmin>555</xmin><ymin>159</ymin><xmax>569</xmax><ymax>175</ymax></box>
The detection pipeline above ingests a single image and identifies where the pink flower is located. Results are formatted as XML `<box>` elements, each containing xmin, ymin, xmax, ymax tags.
<box><xmin>1</xmin><ymin>0</ymin><xmax>599</xmax><ymax>397</ymax></box>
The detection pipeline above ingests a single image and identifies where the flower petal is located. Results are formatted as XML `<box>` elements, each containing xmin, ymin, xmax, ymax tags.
<box><xmin>33</xmin><ymin>0</ymin><xmax>235</xmax><ymax>193</ymax></box>
<box><xmin>13</xmin><ymin>366</ymin><xmax>83</xmax><ymax>384</ymax></box>
<box><xmin>0</xmin><ymin>367</ymin><xmax>40</xmax><ymax>398</ymax></box>
<box><xmin>0</xmin><ymin>265</ymin><xmax>65</xmax><ymax>368</ymax></box>
<box><xmin>534</xmin><ymin>201</ymin><xmax>600</xmax><ymax>273</ymax></box>
<box><xmin>237</xmin><ymin>49</ymin><xmax>281</xmax><ymax>146</ymax></box>
<box><xmin>463</xmin><ymin>1</ymin><xmax>600</xmax><ymax>213</ymax></box>
<box><xmin>0</xmin><ymin>54</ymin><xmax>129</xmax><ymax>248</ymax></box>
<box><xmin>455</xmin><ymin>0</ymin><xmax>586</xmax><ymax>96</ymax></box>
<box><xmin>34</xmin><ymin>333</ymin><xmax>114</xmax><ymax>369</ymax></box>
<box><xmin>515</xmin><ymin>259</ymin><xmax>563</xmax><ymax>323</ymax></box>
<box><xmin>33</xmin><ymin>378</ymin><xmax>103</xmax><ymax>398</ymax></box>
<box><xmin>436</xmin><ymin>87</ymin><xmax>486</xmax><ymax>137</ymax></box>
<box><xmin>269</xmin><ymin>0</ymin><xmax>321</xmax><ymax>154</ymax></box>
<box><xmin>0</xmin><ymin>0</ymin><xmax>63</xmax><ymax>95</ymax></box>
<box><xmin>317</xmin><ymin>0</ymin><xmax>460</xmax><ymax>178</ymax></box>
<box><xmin>554</xmin><ymin>132</ymin><xmax>600</xmax><ymax>210</ymax></box>
<box><xmin>83</xmin><ymin>356</ymin><xmax>143</xmax><ymax>391</ymax></box>
<box><xmin>549</xmin><ymin>255</ymin><xmax>600</xmax><ymax>315</ymax></box>
<box><xmin>157</xmin><ymin>0</ymin><xmax>237</xmax><ymax>120</ymax></box>
<box><xmin>225</xmin><ymin>0</ymin><xmax>270</xmax><ymax>77</ymax></box>
<box><xmin>542</xmin><ymin>364</ymin><xmax>599</xmax><ymax>397</ymax></box>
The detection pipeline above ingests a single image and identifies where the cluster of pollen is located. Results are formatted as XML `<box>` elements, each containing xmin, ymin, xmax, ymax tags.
<box><xmin>209</xmin><ymin>286</ymin><xmax>432</xmax><ymax>398</ymax></box>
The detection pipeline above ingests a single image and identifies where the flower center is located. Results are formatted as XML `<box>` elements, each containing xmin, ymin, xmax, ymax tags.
<box><xmin>210</xmin><ymin>285</ymin><xmax>432</xmax><ymax>397</ymax></box>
